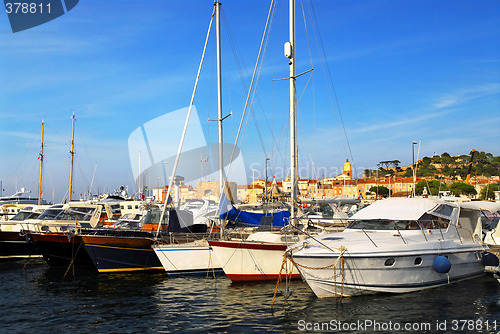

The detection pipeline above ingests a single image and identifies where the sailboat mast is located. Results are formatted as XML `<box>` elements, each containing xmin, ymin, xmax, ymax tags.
<box><xmin>216</xmin><ymin>1</ymin><xmax>224</xmax><ymax>200</ymax></box>
<box><xmin>215</xmin><ymin>1</ymin><xmax>226</xmax><ymax>238</ymax></box>
<box><xmin>38</xmin><ymin>120</ymin><xmax>44</xmax><ymax>205</ymax></box>
<box><xmin>288</xmin><ymin>0</ymin><xmax>297</xmax><ymax>220</ymax></box>
<box><xmin>68</xmin><ymin>111</ymin><xmax>75</xmax><ymax>202</ymax></box>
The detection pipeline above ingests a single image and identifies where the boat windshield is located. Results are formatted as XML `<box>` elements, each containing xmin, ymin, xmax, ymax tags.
<box><xmin>10</xmin><ymin>210</ymin><xmax>37</xmax><ymax>221</ymax></box>
<box><xmin>143</xmin><ymin>210</ymin><xmax>169</xmax><ymax>226</ymax></box>
<box><xmin>37</xmin><ymin>208</ymin><xmax>63</xmax><ymax>220</ymax></box>
<box><xmin>54</xmin><ymin>207</ymin><xmax>96</xmax><ymax>221</ymax></box>
<box><xmin>347</xmin><ymin>213</ymin><xmax>450</xmax><ymax>230</ymax></box>
<box><xmin>305</xmin><ymin>203</ymin><xmax>334</xmax><ymax>218</ymax></box>
<box><xmin>111</xmin><ymin>213</ymin><xmax>144</xmax><ymax>229</ymax></box>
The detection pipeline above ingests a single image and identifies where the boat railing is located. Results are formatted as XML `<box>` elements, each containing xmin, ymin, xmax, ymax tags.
<box><xmin>286</xmin><ymin>216</ymin><xmax>483</xmax><ymax>245</ymax></box>
<box><xmin>157</xmin><ymin>231</ymin><xmax>220</xmax><ymax>245</ymax></box>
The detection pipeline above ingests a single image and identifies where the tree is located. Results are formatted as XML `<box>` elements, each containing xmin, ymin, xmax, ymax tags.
<box><xmin>449</xmin><ymin>182</ymin><xmax>477</xmax><ymax>197</ymax></box>
<box><xmin>369</xmin><ymin>186</ymin><xmax>390</xmax><ymax>198</ymax></box>
<box><xmin>391</xmin><ymin>160</ymin><xmax>401</xmax><ymax>168</ymax></box>
<box><xmin>415</xmin><ymin>180</ymin><xmax>448</xmax><ymax>196</ymax></box>
<box><xmin>363</xmin><ymin>169</ymin><xmax>373</xmax><ymax>178</ymax></box>
<box><xmin>422</xmin><ymin>156</ymin><xmax>431</xmax><ymax>164</ymax></box>
<box><xmin>480</xmin><ymin>183</ymin><xmax>499</xmax><ymax>200</ymax></box>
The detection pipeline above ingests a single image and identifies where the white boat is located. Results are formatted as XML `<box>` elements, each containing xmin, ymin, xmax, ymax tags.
<box><xmin>0</xmin><ymin>203</ymin><xmax>27</xmax><ymax>221</ymax></box>
<box><xmin>288</xmin><ymin>197</ymin><xmax>487</xmax><ymax>298</ymax></box>
<box><xmin>209</xmin><ymin>197</ymin><xmax>359</xmax><ymax>282</ymax></box>
<box><xmin>460</xmin><ymin>201</ymin><xmax>500</xmax><ymax>256</ymax></box>
<box><xmin>0</xmin><ymin>204</ymin><xmax>50</xmax><ymax>259</ymax></box>
<box><xmin>153</xmin><ymin>239</ymin><xmax>221</xmax><ymax>276</ymax></box>
<box><xmin>209</xmin><ymin>230</ymin><xmax>302</xmax><ymax>281</ymax></box>
<box><xmin>0</xmin><ymin>188</ymin><xmax>43</xmax><ymax>209</ymax></box>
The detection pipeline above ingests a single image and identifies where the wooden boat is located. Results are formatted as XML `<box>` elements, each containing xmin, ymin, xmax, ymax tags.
<box><xmin>0</xmin><ymin>205</ymin><xmax>48</xmax><ymax>260</ymax></box>
<box><xmin>28</xmin><ymin>201</ymin><xmax>155</xmax><ymax>269</ymax></box>
<box><xmin>77</xmin><ymin>207</ymin><xmax>170</xmax><ymax>273</ymax></box>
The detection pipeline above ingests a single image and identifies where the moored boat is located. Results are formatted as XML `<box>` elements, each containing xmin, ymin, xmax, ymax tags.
<box><xmin>153</xmin><ymin>238</ymin><xmax>222</xmax><ymax>276</ymax></box>
<box><xmin>0</xmin><ymin>204</ymin><xmax>49</xmax><ymax>260</ymax></box>
<box><xmin>288</xmin><ymin>197</ymin><xmax>487</xmax><ymax>298</ymax></box>
<box><xmin>460</xmin><ymin>201</ymin><xmax>500</xmax><ymax>257</ymax></box>
<box><xmin>78</xmin><ymin>206</ymin><xmax>170</xmax><ymax>273</ymax></box>
<box><xmin>209</xmin><ymin>231</ymin><xmax>301</xmax><ymax>282</ymax></box>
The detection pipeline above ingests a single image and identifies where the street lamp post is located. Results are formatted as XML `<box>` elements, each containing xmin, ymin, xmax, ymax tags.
<box><xmin>412</xmin><ymin>141</ymin><xmax>417</xmax><ymax>197</ymax></box>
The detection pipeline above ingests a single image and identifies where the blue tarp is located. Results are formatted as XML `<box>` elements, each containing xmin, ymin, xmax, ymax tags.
<box><xmin>220</xmin><ymin>207</ymin><xmax>290</xmax><ymax>228</ymax></box>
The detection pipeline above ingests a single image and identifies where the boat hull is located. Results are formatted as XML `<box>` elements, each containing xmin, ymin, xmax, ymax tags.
<box><xmin>291</xmin><ymin>250</ymin><xmax>485</xmax><ymax>298</ymax></box>
<box><xmin>209</xmin><ymin>240</ymin><xmax>301</xmax><ymax>282</ymax></box>
<box><xmin>27</xmin><ymin>232</ymin><xmax>94</xmax><ymax>268</ymax></box>
<box><xmin>0</xmin><ymin>231</ymin><xmax>40</xmax><ymax>260</ymax></box>
<box><xmin>153</xmin><ymin>241</ymin><xmax>223</xmax><ymax>276</ymax></box>
<box><xmin>80</xmin><ymin>234</ymin><xmax>163</xmax><ymax>273</ymax></box>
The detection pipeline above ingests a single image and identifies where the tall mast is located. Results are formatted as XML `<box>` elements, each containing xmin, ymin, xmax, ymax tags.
<box><xmin>38</xmin><ymin>120</ymin><xmax>44</xmax><ymax>205</ymax></box>
<box><xmin>215</xmin><ymin>1</ymin><xmax>227</xmax><ymax>238</ymax></box>
<box><xmin>216</xmin><ymin>1</ymin><xmax>224</xmax><ymax>201</ymax></box>
<box><xmin>286</xmin><ymin>0</ymin><xmax>297</xmax><ymax>220</ymax></box>
<box><xmin>68</xmin><ymin>111</ymin><xmax>75</xmax><ymax>202</ymax></box>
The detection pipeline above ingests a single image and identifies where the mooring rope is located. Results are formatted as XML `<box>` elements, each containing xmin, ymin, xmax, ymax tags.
<box><xmin>271</xmin><ymin>246</ymin><xmax>347</xmax><ymax>308</ymax></box>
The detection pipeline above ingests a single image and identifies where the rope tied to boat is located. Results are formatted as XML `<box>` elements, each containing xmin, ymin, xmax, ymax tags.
<box><xmin>271</xmin><ymin>246</ymin><xmax>347</xmax><ymax>308</ymax></box>
<box><xmin>271</xmin><ymin>251</ymin><xmax>295</xmax><ymax>310</ymax></box>
<box><xmin>205</xmin><ymin>242</ymin><xmax>217</xmax><ymax>284</ymax></box>
<box><xmin>286</xmin><ymin>245</ymin><xmax>346</xmax><ymax>271</ymax></box>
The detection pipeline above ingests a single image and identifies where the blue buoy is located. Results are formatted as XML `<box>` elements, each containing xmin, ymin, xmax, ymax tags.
<box><xmin>482</xmin><ymin>251</ymin><xmax>500</xmax><ymax>267</ymax></box>
<box><xmin>433</xmin><ymin>255</ymin><xmax>451</xmax><ymax>273</ymax></box>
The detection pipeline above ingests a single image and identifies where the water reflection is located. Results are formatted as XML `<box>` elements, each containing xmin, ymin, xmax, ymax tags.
<box><xmin>1</xmin><ymin>260</ymin><xmax>499</xmax><ymax>333</ymax></box>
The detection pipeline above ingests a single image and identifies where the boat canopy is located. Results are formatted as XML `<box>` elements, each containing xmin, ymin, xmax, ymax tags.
<box><xmin>351</xmin><ymin>198</ymin><xmax>458</xmax><ymax>222</ymax></box>
<box><xmin>220</xmin><ymin>207</ymin><xmax>290</xmax><ymax>228</ymax></box>
<box><xmin>460</xmin><ymin>201</ymin><xmax>500</xmax><ymax>215</ymax></box>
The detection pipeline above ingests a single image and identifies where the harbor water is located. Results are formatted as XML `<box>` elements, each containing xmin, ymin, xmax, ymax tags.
<box><xmin>1</xmin><ymin>258</ymin><xmax>500</xmax><ymax>333</ymax></box>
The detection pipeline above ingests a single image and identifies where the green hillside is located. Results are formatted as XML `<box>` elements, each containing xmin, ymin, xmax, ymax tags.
<box><xmin>364</xmin><ymin>151</ymin><xmax>500</xmax><ymax>179</ymax></box>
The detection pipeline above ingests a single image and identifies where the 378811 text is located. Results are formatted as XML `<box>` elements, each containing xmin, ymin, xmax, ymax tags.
<box><xmin>448</xmin><ymin>319</ymin><xmax>497</xmax><ymax>331</ymax></box>
<box><xmin>5</xmin><ymin>2</ymin><xmax>51</xmax><ymax>14</ymax></box>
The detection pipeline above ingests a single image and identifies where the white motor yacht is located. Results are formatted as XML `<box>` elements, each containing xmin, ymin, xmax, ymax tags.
<box><xmin>288</xmin><ymin>197</ymin><xmax>487</xmax><ymax>298</ymax></box>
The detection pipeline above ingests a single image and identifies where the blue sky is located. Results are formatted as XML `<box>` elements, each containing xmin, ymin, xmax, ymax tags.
<box><xmin>0</xmin><ymin>0</ymin><xmax>499</xmax><ymax>202</ymax></box>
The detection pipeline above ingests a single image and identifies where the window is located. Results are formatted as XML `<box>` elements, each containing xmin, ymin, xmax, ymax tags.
<box><xmin>384</xmin><ymin>258</ymin><xmax>395</xmax><ymax>266</ymax></box>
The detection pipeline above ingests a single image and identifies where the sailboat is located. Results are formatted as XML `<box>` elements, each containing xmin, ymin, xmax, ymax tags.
<box><xmin>207</xmin><ymin>0</ymin><xmax>311</xmax><ymax>282</ymax></box>
<box><xmin>24</xmin><ymin>113</ymin><xmax>133</xmax><ymax>269</ymax></box>
<box><xmin>152</xmin><ymin>1</ymin><xmax>227</xmax><ymax>276</ymax></box>
<box><xmin>0</xmin><ymin>121</ymin><xmax>49</xmax><ymax>260</ymax></box>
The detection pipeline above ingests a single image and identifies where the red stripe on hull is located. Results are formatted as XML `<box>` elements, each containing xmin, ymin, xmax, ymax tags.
<box><xmin>30</xmin><ymin>233</ymin><xmax>80</xmax><ymax>244</ymax></box>
<box><xmin>0</xmin><ymin>231</ymin><xmax>26</xmax><ymax>241</ymax></box>
<box><xmin>209</xmin><ymin>240</ymin><xmax>288</xmax><ymax>251</ymax></box>
<box><xmin>80</xmin><ymin>235</ymin><xmax>155</xmax><ymax>247</ymax></box>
